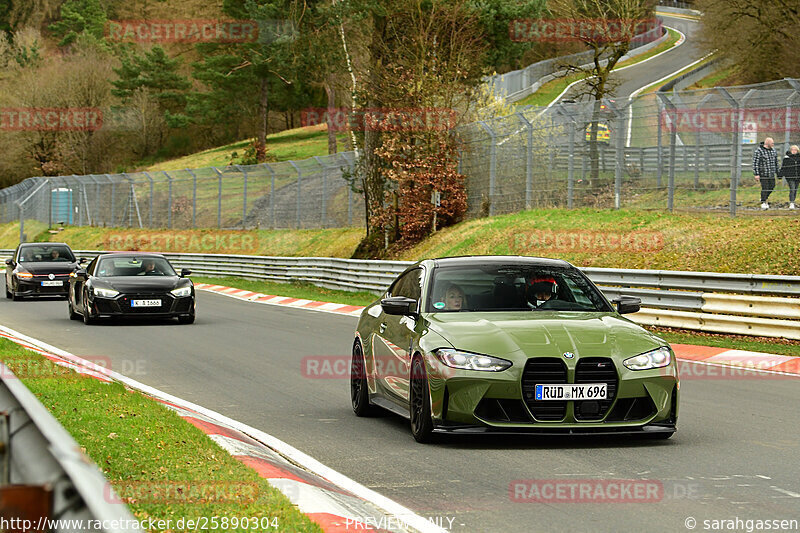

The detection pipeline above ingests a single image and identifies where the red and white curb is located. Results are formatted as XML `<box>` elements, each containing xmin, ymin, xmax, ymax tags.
<box><xmin>195</xmin><ymin>282</ymin><xmax>800</xmax><ymax>377</ymax></box>
<box><xmin>671</xmin><ymin>343</ymin><xmax>800</xmax><ymax>376</ymax></box>
<box><xmin>194</xmin><ymin>284</ymin><xmax>365</xmax><ymax>318</ymax></box>
<box><xmin>0</xmin><ymin>324</ymin><xmax>447</xmax><ymax>533</ymax></box>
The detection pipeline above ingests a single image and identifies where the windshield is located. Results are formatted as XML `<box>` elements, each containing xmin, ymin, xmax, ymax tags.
<box><xmin>96</xmin><ymin>256</ymin><xmax>176</xmax><ymax>277</ymax></box>
<box><xmin>427</xmin><ymin>264</ymin><xmax>612</xmax><ymax>313</ymax></box>
<box><xmin>18</xmin><ymin>245</ymin><xmax>75</xmax><ymax>263</ymax></box>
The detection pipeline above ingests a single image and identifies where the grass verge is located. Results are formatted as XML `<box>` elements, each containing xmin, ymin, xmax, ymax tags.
<box><xmin>0</xmin><ymin>338</ymin><xmax>322</xmax><ymax>532</ymax></box>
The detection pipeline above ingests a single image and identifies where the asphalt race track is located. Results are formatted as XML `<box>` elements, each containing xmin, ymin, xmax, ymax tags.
<box><xmin>1</xmin><ymin>288</ymin><xmax>799</xmax><ymax>532</ymax></box>
<box><xmin>559</xmin><ymin>14</ymin><xmax>704</xmax><ymax>102</ymax></box>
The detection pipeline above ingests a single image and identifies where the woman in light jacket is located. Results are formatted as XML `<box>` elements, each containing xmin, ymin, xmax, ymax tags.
<box><xmin>778</xmin><ymin>145</ymin><xmax>800</xmax><ymax>209</ymax></box>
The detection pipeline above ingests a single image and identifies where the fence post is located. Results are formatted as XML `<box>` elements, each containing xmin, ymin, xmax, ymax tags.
<box><xmin>716</xmin><ymin>87</ymin><xmax>743</xmax><ymax>217</ymax></box>
<box><xmin>313</xmin><ymin>156</ymin><xmax>328</xmax><ymax>227</ymax></box>
<box><xmin>162</xmin><ymin>171</ymin><xmax>173</xmax><ymax>229</ymax></box>
<box><xmin>784</xmin><ymin>80</ymin><xmax>800</xmax><ymax>155</ymax></box>
<box><xmin>656</xmin><ymin>98</ymin><xmax>663</xmax><ymax>188</ymax></box>
<box><xmin>658</xmin><ymin>93</ymin><xmax>677</xmax><ymax>211</ymax></box>
<box><xmin>107</xmin><ymin>174</ymin><xmax>116</xmax><ymax>226</ymax></box>
<box><xmin>262</xmin><ymin>163</ymin><xmax>276</xmax><ymax>229</ymax></box>
<box><xmin>515</xmin><ymin>113</ymin><xmax>534</xmax><ymax>209</ymax></box>
<box><xmin>607</xmin><ymin>99</ymin><xmax>626</xmax><ymax>210</ymax></box>
<box><xmin>186</xmin><ymin>169</ymin><xmax>197</xmax><ymax>228</ymax></box>
<box><xmin>555</xmin><ymin>104</ymin><xmax>577</xmax><ymax>209</ymax></box>
<box><xmin>289</xmin><ymin>160</ymin><xmax>302</xmax><ymax>228</ymax></box>
<box><xmin>695</xmin><ymin>94</ymin><xmax>715</xmax><ymax>189</ymax></box>
<box><xmin>235</xmin><ymin>165</ymin><xmax>248</xmax><ymax>229</ymax></box>
<box><xmin>478</xmin><ymin>121</ymin><xmax>497</xmax><ymax>216</ymax></box>
<box><xmin>213</xmin><ymin>167</ymin><xmax>223</xmax><ymax>228</ymax></box>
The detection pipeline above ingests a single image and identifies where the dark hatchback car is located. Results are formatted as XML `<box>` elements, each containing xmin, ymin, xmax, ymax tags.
<box><xmin>68</xmin><ymin>253</ymin><xmax>195</xmax><ymax>325</ymax></box>
<box><xmin>5</xmin><ymin>243</ymin><xmax>83</xmax><ymax>300</ymax></box>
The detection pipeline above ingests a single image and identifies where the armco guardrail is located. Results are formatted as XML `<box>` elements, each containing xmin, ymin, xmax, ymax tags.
<box><xmin>3</xmin><ymin>249</ymin><xmax>800</xmax><ymax>339</ymax></box>
<box><xmin>0</xmin><ymin>361</ymin><xmax>143</xmax><ymax>533</ymax></box>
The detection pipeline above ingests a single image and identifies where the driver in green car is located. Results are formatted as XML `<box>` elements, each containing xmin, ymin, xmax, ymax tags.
<box><xmin>527</xmin><ymin>276</ymin><xmax>557</xmax><ymax>308</ymax></box>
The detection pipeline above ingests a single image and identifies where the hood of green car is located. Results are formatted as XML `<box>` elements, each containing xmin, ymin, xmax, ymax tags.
<box><xmin>425</xmin><ymin>311</ymin><xmax>663</xmax><ymax>360</ymax></box>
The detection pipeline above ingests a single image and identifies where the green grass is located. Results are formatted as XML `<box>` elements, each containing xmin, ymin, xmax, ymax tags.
<box><xmin>396</xmin><ymin>208</ymin><xmax>800</xmax><ymax>275</ymax></box>
<box><xmin>194</xmin><ymin>276</ymin><xmax>377</xmax><ymax>306</ymax></box>
<box><xmin>648</xmin><ymin>327</ymin><xmax>800</xmax><ymax>357</ymax></box>
<box><xmin>516</xmin><ymin>28</ymin><xmax>681</xmax><ymax>107</ymax></box>
<box><xmin>146</xmin><ymin>125</ymin><xmax>348</xmax><ymax>172</ymax></box>
<box><xmin>687</xmin><ymin>65</ymin><xmax>739</xmax><ymax>90</ymax></box>
<box><xmin>0</xmin><ymin>339</ymin><xmax>322</xmax><ymax>533</ymax></box>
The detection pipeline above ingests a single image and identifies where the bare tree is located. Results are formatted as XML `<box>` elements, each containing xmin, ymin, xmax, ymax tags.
<box><xmin>549</xmin><ymin>0</ymin><xmax>656</xmax><ymax>187</ymax></box>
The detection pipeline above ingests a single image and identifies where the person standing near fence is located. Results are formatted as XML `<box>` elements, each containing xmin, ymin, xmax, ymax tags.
<box><xmin>778</xmin><ymin>145</ymin><xmax>800</xmax><ymax>210</ymax></box>
<box><xmin>753</xmin><ymin>137</ymin><xmax>779</xmax><ymax>210</ymax></box>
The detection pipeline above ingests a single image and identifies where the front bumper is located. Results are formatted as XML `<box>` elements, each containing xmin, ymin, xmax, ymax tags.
<box><xmin>425</xmin><ymin>354</ymin><xmax>679</xmax><ymax>432</ymax></box>
<box><xmin>87</xmin><ymin>292</ymin><xmax>194</xmax><ymax>318</ymax></box>
<box><xmin>14</xmin><ymin>278</ymin><xmax>69</xmax><ymax>297</ymax></box>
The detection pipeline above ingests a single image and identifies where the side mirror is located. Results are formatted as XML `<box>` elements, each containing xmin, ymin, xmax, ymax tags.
<box><xmin>74</xmin><ymin>269</ymin><xmax>88</xmax><ymax>278</ymax></box>
<box><xmin>5</xmin><ymin>259</ymin><xmax>13</xmax><ymax>267</ymax></box>
<box><xmin>381</xmin><ymin>296</ymin><xmax>418</xmax><ymax>317</ymax></box>
<box><xmin>612</xmin><ymin>296</ymin><xmax>641</xmax><ymax>315</ymax></box>
<box><xmin>79</xmin><ymin>257</ymin><xmax>87</xmax><ymax>264</ymax></box>
<box><xmin>180</xmin><ymin>268</ymin><xmax>192</xmax><ymax>277</ymax></box>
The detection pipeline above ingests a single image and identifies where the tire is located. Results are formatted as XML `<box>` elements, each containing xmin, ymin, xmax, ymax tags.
<box><xmin>68</xmin><ymin>299</ymin><xmax>80</xmax><ymax>320</ymax></box>
<box><xmin>5</xmin><ymin>282</ymin><xmax>10</xmax><ymax>299</ymax></box>
<box><xmin>12</xmin><ymin>291</ymin><xmax>21</xmax><ymax>301</ymax></box>
<box><xmin>409</xmin><ymin>355</ymin><xmax>435</xmax><ymax>443</ymax></box>
<box><xmin>178</xmin><ymin>314</ymin><xmax>195</xmax><ymax>324</ymax></box>
<box><xmin>82</xmin><ymin>291</ymin><xmax>95</xmax><ymax>325</ymax></box>
<box><xmin>351</xmin><ymin>340</ymin><xmax>376</xmax><ymax>416</ymax></box>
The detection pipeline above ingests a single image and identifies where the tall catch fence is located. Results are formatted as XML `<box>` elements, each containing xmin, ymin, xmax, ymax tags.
<box><xmin>3</xmin><ymin>79</ymin><xmax>800</xmax><ymax>239</ymax></box>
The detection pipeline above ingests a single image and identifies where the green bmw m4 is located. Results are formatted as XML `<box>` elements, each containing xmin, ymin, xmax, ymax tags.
<box><xmin>351</xmin><ymin>256</ymin><xmax>679</xmax><ymax>443</ymax></box>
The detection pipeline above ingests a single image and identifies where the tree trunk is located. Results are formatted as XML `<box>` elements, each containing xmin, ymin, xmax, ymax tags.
<box><xmin>257</xmin><ymin>76</ymin><xmax>269</xmax><ymax>162</ymax></box>
<box><xmin>362</xmin><ymin>12</ymin><xmax>387</xmax><ymax>237</ymax></box>
<box><xmin>325</xmin><ymin>76</ymin><xmax>337</xmax><ymax>155</ymax></box>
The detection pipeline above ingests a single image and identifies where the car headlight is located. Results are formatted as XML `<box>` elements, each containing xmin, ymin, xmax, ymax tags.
<box><xmin>623</xmin><ymin>346</ymin><xmax>672</xmax><ymax>371</ymax></box>
<box><xmin>170</xmin><ymin>286</ymin><xmax>192</xmax><ymax>297</ymax></box>
<box><xmin>15</xmin><ymin>271</ymin><xmax>33</xmax><ymax>279</ymax></box>
<box><xmin>434</xmin><ymin>348</ymin><xmax>512</xmax><ymax>372</ymax></box>
<box><xmin>93</xmin><ymin>287</ymin><xmax>119</xmax><ymax>298</ymax></box>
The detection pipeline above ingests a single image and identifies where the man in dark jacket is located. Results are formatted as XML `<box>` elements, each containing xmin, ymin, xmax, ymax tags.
<box><xmin>753</xmin><ymin>137</ymin><xmax>779</xmax><ymax>209</ymax></box>
<box><xmin>778</xmin><ymin>145</ymin><xmax>800</xmax><ymax>209</ymax></box>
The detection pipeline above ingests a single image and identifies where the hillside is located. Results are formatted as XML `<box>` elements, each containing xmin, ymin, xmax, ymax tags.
<box><xmin>5</xmin><ymin>208</ymin><xmax>800</xmax><ymax>275</ymax></box>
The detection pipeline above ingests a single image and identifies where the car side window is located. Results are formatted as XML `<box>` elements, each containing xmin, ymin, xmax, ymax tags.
<box><xmin>87</xmin><ymin>257</ymin><xmax>98</xmax><ymax>275</ymax></box>
<box><xmin>390</xmin><ymin>269</ymin><xmax>422</xmax><ymax>301</ymax></box>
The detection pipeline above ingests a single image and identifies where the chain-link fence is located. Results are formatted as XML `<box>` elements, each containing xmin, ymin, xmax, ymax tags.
<box><xmin>3</xmin><ymin>78</ymin><xmax>800</xmax><ymax>241</ymax></box>
<box><xmin>458</xmin><ymin>78</ymin><xmax>800</xmax><ymax>217</ymax></box>
<box><xmin>0</xmin><ymin>152</ymin><xmax>362</xmax><ymax>241</ymax></box>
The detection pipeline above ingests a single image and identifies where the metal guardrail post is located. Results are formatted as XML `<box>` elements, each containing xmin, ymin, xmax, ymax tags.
<box><xmin>213</xmin><ymin>167</ymin><xmax>223</xmax><ymax>229</ymax></box>
<box><xmin>478</xmin><ymin>121</ymin><xmax>496</xmax><ymax>216</ymax></box>
<box><xmin>515</xmin><ymin>113</ymin><xmax>534</xmax><ymax>209</ymax></box>
<box><xmin>289</xmin><ymin>160</ymin><xmax>302</xmax><ymax>229</ymax></box>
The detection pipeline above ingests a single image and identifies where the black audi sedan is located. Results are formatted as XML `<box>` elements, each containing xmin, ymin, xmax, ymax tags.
<box><xmin>68</xmin><ymin>253</ymin><xmax>195</xmax><ymax>324</ymax></box>
<box><xmin>5</xmin><ymin>243</ymin><xmax>83</xmax><ymax>300</ymax></box>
